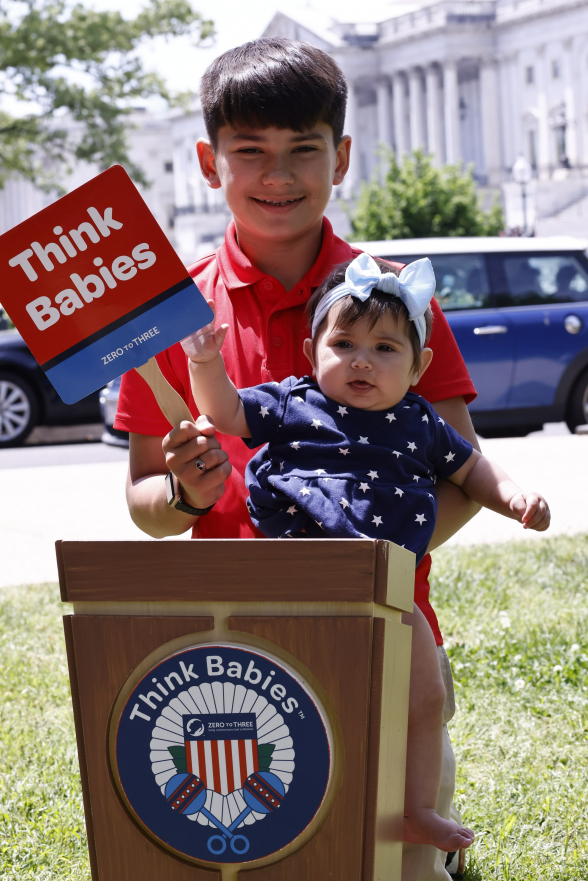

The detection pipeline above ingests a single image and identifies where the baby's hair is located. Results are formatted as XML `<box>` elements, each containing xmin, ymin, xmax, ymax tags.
<box><xmin>200</xmin><ymin>38</ymin><xmax>347</xmax><ymax>150</ymax></box>
<box><xmin>307</xmin><ymin>258</ymin><xmax>433</xmax><ymax>371</ymax></box>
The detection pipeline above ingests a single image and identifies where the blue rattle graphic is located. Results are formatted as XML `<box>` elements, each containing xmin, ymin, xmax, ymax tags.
<box><xmin>165</xmin><ymin>770</ymin><xmax>286</xmax><ymax>856</ymax></box>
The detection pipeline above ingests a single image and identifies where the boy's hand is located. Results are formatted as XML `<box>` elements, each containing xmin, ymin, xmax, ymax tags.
<box><xmin>181</xmin><ymin>299</ymin><xmax>229</xmax><ymax>363</ymax></box>
<box><xmin>510</xmin><ymin>491</ymin><xmax>551</xmax><ymax>531</ymax></box>
<box><xmin>163</xmin><ymin>415</ymin><xmax>232</xmax><ymax>510</ymax></box>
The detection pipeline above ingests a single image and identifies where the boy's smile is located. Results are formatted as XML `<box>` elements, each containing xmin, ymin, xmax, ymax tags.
<box><xmin>197</xmin><ymin>124</ymin><xmax>350</xmax><ymax>249</ymax></box>
<box><xmin>250</xmin><ymin>195</ymin><xmax>306</xmax><ymax>213</ymax></box>
<box><xmin>303</xmin><ymin>304</ymin><xmax>433</xmax><ymax>411</ymax></box>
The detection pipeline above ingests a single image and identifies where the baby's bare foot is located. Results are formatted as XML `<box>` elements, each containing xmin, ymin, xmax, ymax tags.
<box><xmin>404</xmin><ymin>808</ymin><xmax>475</xmax><ymax>851</ymax></box>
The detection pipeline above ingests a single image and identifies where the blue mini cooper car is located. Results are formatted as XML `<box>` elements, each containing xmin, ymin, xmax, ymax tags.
<box><xmin>358</xmin><ymin>236</ymin><xmax>588</xmax><ymax>436</ymax></box>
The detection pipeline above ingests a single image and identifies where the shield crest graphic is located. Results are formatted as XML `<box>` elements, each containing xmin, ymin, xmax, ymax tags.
<box><xmin>184</xmin><ymin>713</ymin><xmax>259</xmax><ymax>795</ymax></box>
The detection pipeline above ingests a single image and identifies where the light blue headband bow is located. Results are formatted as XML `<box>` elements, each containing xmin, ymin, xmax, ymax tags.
<box><xmin>311</xmin><ymin>252</ymin><xmax>436</xmax><ymax>347</ymax></box>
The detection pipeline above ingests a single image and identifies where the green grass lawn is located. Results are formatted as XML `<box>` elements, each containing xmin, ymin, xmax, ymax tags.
<box><xmin>0</xmin><ymin>535</ymin><xmax>586</xmax><ymax>879</ymax></box>
<box><xmin>434</xmin><ymin>535</ymin><xmax>588</xmax><ymax>880</ymax></box>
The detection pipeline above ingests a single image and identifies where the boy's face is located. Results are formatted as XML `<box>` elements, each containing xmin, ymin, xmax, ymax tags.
<box><xmin>197</xmin><ymin>124</ymin><xmax>350</xmax><ymax>243</ymax></box>
<box><xmin>303</xmin><ymin>304</ymin><xmax>433</xmax><ymax>411</ymax></box>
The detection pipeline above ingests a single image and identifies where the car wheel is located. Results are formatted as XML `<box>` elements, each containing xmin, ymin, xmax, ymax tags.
<box><xmin>0</xmin><ymin>372</ymin><xmax>39</xmax><ymax>447</ymax></box>
<box><xmin>566</xmin><ymin>368</ymin><xmax>588</xmax><ymax>433</ymax></box>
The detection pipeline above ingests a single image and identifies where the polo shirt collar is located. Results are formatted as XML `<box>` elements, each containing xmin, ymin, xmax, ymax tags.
<box><xmin>216</xmin><ymin>217</ymin><xmax>355</xmax><ymax>293</ymax></box>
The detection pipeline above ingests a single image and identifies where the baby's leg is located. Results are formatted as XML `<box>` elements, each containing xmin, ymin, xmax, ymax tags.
<box><xmin>401</xmin><ymin>603</ymin><xmax>475</xmax><ymax>852</ymax></box>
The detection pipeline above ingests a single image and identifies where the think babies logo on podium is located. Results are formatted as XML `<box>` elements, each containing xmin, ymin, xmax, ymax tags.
<box><xmin>114</xmin><ymin>644</ymin><xmax>332</xmax><ymax>864</ymax></box>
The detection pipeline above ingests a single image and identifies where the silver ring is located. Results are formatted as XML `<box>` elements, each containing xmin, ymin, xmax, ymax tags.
<box><xmin>195</xmin><ymin>458</ymin><xmax>207</xmax><ymax>473</ymax></box>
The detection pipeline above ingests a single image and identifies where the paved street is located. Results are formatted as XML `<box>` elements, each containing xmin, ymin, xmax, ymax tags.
<box><xmin>444</xmin><ymin>430</ymin><xmax>588</xmax><ymax>548</ymax></box>
<box><xmin>0</xmin><ymin>426</ymin><xmax>586</xmax><ymax>589</ymax></box>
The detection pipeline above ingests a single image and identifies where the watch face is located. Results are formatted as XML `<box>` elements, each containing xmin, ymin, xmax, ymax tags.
<box><xmin>165</xmin><ymin>471</ymin><xmax>177</xmax><ymax>507</ymax></box>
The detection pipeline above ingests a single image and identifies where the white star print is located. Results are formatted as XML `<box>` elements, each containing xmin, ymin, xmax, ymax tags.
<box><xmin>415</xmin><ymin>514</ymin><xmax>427</xmax><ymax>525</ymax></box>
<box><xmin>340</xmin><ymin>497</ymin><xmax>350</xmax><ymax>509</ymax></box>
<box><xmin>293</xmin><ymin>396</ymin><xmax>304</xmax><ymax>403</ymax></box>
<box><xmin>394</xmin><ymin>487</ymin><xmax>404</xmax><ymax>497</ymax></box>
<box><xmin>299</xmin><ymin>487</ymin><xmax>311</xmax><ymax>496</ymax></box>
<box><xmin>260</xmin><ymin>406</ymin><xmax>269</xmax><ymax>418</ymax></box>
<box><xmin>392</xmin><ymin>450</ymin><xmax>401</xmax><ymax>458</ymax></box>
<box><xmin>359</xmin><ymin>482</ymin><xmax>370</xmax><ymax>493</ymax></box>
<box><xmin>291</xmin><ymin>441</ymin><xmax>300</xmax><ymax>450</ymax></box>
<box><xmin>315</xmin><ymin>468</ymin><xmax>326</xmax><ymax>474</ymax></box>
<box><xmin>413</xmin><ymin>475</ymin><xmax>420</xmax><ymax>482</ymax></box>
<box><xmin>407</xmin><ymin>441</ymin><xmax>417</xmax><ymax>452</ymax></box>
<box><xmin>372</xmin><ymin>515</ymin><xmax>383</xmax><ymax>527</ymax></box>
<box><xmin>358</xmin><ymin>436</ymin><xmax>369</xmax><ymax>444</ymax></box>
<box><xmin>403</xmin><ymin>406</ymin><xmax>410</xmax><ymax>409</ymax></box>
<box><xmin>311</xmin><ymin>419</ymin><xmax>322</xmax><ymax>430</ymax></box>
<box><xmin>339</xmin><ymin>447</ymin><xmax>350</xmax><ymax>456</ymax></box>
<box><xmin>337</xmin><ymin>406</ymin><xmax>348</xmax><ymax>416</ymax></box>
<box><xmin>322</xmin><ymin>477</ymin><xmax>332</xmax><ymax>482</ymax></box>
<box><xmin>315</xmin><ymin>521</ymin><xmax>323</xmax><ymax>528</ymax></box>
<box><xmin>279</xmin><ymin>461</ymin><xmax>285</xmax><ymax>471</ymax></box>
<box><xmin>385</xmin><ymin>412</ymin><xmax>396</xmax><ymax>422</ymax></box>
<box><xmin>422</xmin><ymin>414</ymin><xmax>429</xmax><ymax>423</ymax></box>
<box><xmin>438</xmin><ymin>417</ymin><xmax>445</xmax><ymax>425</ymax></box>
<box><xmin>287</xmin><ymin>506</ymin><xmax>297</xmax><ymax>515</ymax></box>
<box><xmin>428</xmin><ymin>493</ymin><xmax>434</xmax><ymax>498</ymax></box>
<box><xmin>368</xmin><ymin>470</ymin><xmax>379</xmax><ymax>480</ymax></box>
<box><xmin>445</xmin><ymin>451</ymin><xmax>456</xmax><ymax>463</ymax></box>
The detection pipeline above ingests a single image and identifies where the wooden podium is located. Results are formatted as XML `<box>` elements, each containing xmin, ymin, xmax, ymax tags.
<box><xmin>58</xmin><ymin>538</ymin><xmax>413</xmax><ymax>881</ymax></box>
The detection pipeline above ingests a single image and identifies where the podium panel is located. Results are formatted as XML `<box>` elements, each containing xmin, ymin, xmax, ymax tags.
<box><xmin>58</xmin><ymin>539</ymin><xmax>413</xmax><ymax>881</ymax></box>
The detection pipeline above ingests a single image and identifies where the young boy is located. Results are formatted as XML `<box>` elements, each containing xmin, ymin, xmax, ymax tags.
<box><xmin>116</xmin><ymin>37</ymin><xmax>482</xmax><ymax>879</ymax></box>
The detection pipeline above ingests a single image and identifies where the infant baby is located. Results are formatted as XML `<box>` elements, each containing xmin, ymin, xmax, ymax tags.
<box><xmin>181</xmin><ymin>252</ymin><xmax>550</xmax><ymax>852</ymax></box>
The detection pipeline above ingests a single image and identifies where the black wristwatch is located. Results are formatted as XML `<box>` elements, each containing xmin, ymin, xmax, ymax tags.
<box><xmin>165</xmin><ymin>471</ymin><xmax>215</xmax><ymax>516</ymax></box>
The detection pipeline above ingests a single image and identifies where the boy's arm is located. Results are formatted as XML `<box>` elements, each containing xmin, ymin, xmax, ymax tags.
<box><xmin>181</xmin><ymin>300</ymin><xmax>250</xmax><ymax>438</ymax></box>
<box><xmin>126</xmin><ymin>417</ymin><xmax>232</xmax><ymax>539</ymax></box>
<box><xmin>427</xmin><ymin>396</ymin><xmax>481</xmax><ymax>551</ymax></box>
<box><xmin>449</xmin><ymin>450</ymin><xmax>551</xmax><ymax>531</ymax></box>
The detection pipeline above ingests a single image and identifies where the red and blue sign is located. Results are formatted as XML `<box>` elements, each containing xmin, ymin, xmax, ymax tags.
<box><xmin>0</xmin><ymin>165</ymin><xmax>213</xmax><ymax>403</ymax></box>
<box><xmin>114</xmin><ymin>644</ymin><xmax>331</xmax><ymax>864</ymax></box>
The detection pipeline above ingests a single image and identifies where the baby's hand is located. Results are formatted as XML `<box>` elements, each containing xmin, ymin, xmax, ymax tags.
<box><xmin>510</xmin><ymin>491</ymin><xmax>551</xmax><ymax>531</ymax></box>
<box><xmin>181</xmin><ymin>299</ymin><xmax>229</xmax><ymax>362</ymax></box>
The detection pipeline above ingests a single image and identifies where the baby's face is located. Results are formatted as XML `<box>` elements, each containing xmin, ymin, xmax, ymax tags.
<box><xmin>303</xmin><ymin>304</ymin><xmax>432</xmax><ymax>411</ymax></box>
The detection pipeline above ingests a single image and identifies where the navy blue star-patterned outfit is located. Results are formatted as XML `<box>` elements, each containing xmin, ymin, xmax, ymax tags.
<box><xmin>239</xmin><ymin>376</ymin><xmax>473</xmax><ymax>564</ymax></box>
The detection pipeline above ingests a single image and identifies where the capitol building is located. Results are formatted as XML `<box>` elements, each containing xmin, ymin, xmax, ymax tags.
<box><xmin>2</xmin><ymin>0</ymin><xmax>588</xmax><ymax>260</ymax></box>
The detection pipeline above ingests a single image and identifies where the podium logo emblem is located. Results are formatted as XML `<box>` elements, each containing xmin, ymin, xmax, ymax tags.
<box><xmin>114</xmin><ymin>644</ymin><xmax>331</xmax><ymax>864</ymax></box>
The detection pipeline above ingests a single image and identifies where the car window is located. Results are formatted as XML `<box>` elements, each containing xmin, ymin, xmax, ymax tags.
<box><xmin>498</xmin><ymin>254</ymin><xmax>588</xmax><ymax>306</ymax></box>
<box><xmin>388</xmin><ymin>253</ymin><xmax>491</xmax><ymax>311</ymax></box>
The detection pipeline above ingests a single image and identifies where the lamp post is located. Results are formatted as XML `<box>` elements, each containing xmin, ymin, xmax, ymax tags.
<box><xmin>512</xmin><ymin>154</ymin><xmax>533</xmax><ymax>235</ymax></box>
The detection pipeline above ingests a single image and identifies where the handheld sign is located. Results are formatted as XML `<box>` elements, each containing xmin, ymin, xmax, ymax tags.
<box><xmin>0</xmin><ymin>165</ymin><xmax>213</xmax><ymax>411</ymax></box>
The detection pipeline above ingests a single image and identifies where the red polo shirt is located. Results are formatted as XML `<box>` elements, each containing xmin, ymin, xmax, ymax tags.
<box><xmin>116</xmin><ymin>218</ymin><xmax>476</xmax><ymax>644</ymax></box>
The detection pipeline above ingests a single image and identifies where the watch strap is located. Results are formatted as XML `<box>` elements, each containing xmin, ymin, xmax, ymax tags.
<box><xmin>165</xmin><ymin>471</ymin><xmax>215</xmax><ymax>516</ymax></box>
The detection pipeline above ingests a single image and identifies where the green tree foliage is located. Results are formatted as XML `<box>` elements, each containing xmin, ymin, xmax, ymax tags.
<box><xmin>348</xmin><ymin>149</ymin><xmax>504</xmax><ymax>241</ymax></box>
<box><xmin>0</xmin><ymin>0</ymin><xmax>214</xmax><ymax>190</ymax></box>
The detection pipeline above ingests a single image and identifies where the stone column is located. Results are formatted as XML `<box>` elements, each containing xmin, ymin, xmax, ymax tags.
<box><xmin>562</xmin><ymin>38</ymin><xmax>578</xmax><ymax>167</ymax></box>
<box><xmin>480</xmin><ymin>58</ymin><xmax>502</xmax><ymax>184</ymax></box>
<box><xmin>344</xmin><ymin>81</ymin><xmax>360</xmax><ymax>195</ymax></box>
<box><xmin>535</xmin><ymin>46</ymin><xmax>551</xmax><ymax>178</ymax></box>
<box><xmin>376</xmin><ymin>77</ymin><xmax>392</xmax><ymax>149</ymax></box>
<box><xmin>425</xmin><ymin>64</ymin><xmax>443</xmax><ymax>164</ymax></box>
<box><xmin>443</xmin><ymin>61</ymin><xmax>461</xmax><ymax>164</ymax></box>
<box><xmin>392</xmin><ymin>72</ymin><xmax>408</xmax><ymax>160</ymax></box>
<box><xmin>408</xmin><ymin>68</ymin><xmax>426</xmax><ymax>151</ymax></box>
<box><xmin>497</xmin><ymin>55</ymin><xmax>513</xmax><ymax>168</ymax></box>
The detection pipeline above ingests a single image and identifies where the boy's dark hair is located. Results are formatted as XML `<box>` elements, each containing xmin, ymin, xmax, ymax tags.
<box><xmin>200</xmin><ymin>38</ymin><xmax>347</xmax><ymax>148</ymax></box>
<box><xmin>307</xmin><ymin>258</ymin><xmax>433</xmax><ymax>371</ymax></box>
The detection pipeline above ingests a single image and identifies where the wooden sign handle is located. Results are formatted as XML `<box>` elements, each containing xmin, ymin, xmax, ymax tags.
<box><xmin>135</xmin><ymin>357</ymin><xmax>194</xmax><ymax>427</ymax></box>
